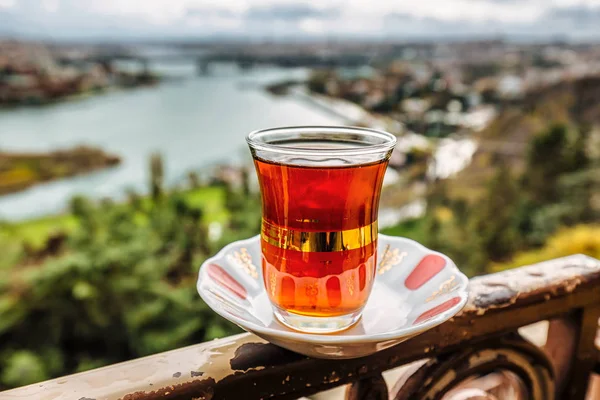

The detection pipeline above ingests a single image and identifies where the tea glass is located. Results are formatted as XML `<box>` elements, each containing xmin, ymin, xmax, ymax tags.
<box><xmin>246</xmin><ymin>126</ymin><xmax>396</xmax><ymax>333</ymax></box>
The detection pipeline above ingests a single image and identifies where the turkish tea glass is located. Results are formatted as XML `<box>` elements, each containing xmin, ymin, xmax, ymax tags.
<box><xmin>247</xmin><ymin>126</ymin><xmax>396</xmax><ymax>333</ymax></box>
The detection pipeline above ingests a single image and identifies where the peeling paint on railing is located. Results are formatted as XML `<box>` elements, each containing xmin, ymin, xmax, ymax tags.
<box><xmin>1</xmin><ymin>254</ymin><xmax>599</xmax><ymax>400</ymax></box>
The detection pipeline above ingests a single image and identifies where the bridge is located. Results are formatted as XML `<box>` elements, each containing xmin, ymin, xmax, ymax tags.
<box><xmin>88</xmin><ymin>50</ymin><xmax>375</xmax><ymax>76</ymax></box>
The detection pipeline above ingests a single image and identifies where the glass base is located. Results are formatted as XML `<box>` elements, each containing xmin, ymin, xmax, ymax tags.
<box><xmin>273</xmin><ymin>306</ymin><xmax>362</xmax><ymax>334</ymax></box>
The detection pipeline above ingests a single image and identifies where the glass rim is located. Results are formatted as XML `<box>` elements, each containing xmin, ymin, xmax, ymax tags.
<box><xmin>246</xmin><ymin>125</ymin><xmax>397</xmax><ymax>157</ymax></box>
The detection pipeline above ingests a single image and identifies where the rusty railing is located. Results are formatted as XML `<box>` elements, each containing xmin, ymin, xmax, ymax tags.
<box><xmin>1</xmin><ymin>254</ymin><xmax>599</xmax><ymax>400</ymax></box>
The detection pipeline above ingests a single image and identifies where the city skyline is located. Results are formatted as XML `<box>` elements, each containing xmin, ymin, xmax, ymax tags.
<box><xmin>1</xmin><ymin>0</ymin><xmax>600</xmax><ymax>40</ymax></box>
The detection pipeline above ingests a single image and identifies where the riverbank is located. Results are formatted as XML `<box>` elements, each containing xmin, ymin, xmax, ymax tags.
<box><xmin>0</xmin><ymin>70</ymin><xmax>161</xmax><ymax>108</ymax></box>
<box><xmin>0</xmin><ymin>146</ymin><xmax>121</xmax><ymax>195</ymax></box>
<box><xmin>0</xmin><ymin>63</ymin><xmax>347</xmax><ymax>221</ymax></box>
<box><xmin>280</xmin><ymin>82</ymin><xmax>481</xmax><ymax>226</ymax></box>
<box><xmin>0</xmin><ymin>41</ymin><xmax>161</xmax><ymax>107</ymax></box>
<box><xmin>285</xmin><ymin>84</ymin><xmax>477</xmax><ymax>175</ymax></box>
<box><xmin>287</xmin><ymin>85</ymin><xmax>401</xmax><ymax>131</ymax></box>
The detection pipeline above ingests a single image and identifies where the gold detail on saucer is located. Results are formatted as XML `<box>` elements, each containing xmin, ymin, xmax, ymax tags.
<box><xmin>377</xmin><ymin>245</ymin><xmax>408</xmax><ymax>275</ymax></box>
<box><xmin>261</xmin><ymin>219</ymin><xmax>377</xmax><ymax>252</ymax></box>
<box><xmin>228</xmin><ymin>248</ymin><xmax>258</xmax><ymax>279</ymax></box>
<box><xmin>426</xmin><ymin>276</ymin><xmax>458</xmax><ymax>303</ymax></box>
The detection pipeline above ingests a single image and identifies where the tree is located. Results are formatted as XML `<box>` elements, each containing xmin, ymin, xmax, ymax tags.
<box><xmin>570</xmin><ymin>124</ymin><xmax>590</xmax><ymax>171</ymax></box>
<box><xmin>426</xmin><ymin>179</ymin><xmax>451</xmax><ymax>211</ymax></box>
<box><xmin>423</xmin><ymin>215</ymin><xmax>444</xmax><ymax>253</ymax></box>
<box><xmin>187</xmin><ymin>171</ymin><xmax>201</xmax><ymax>189</ymax></box>
<box><xmin>523</xmin><ymin>123</ymin><xmax>571</xmax><ymax>204</ymax></box>
<box><xmin>471</xmin><ymin>163</ymin><xmax>521</xmax><ymax>263</ymax></box>
<box><xmin>307</xmin><ymin>70</ymin><xmax>330</xmax><ymax>94</ymax></box>
<box><xmin>69</xmin><ymin>195</ymin><xmax>99</xmax><ymax>244</ymax></box>
<box><xmin>0</xmin><ymin>159</ymin><xmax>249</xmax><ymax>391</ymax></box>
<box><xmin>224</xmin><ymin>181</ymin><xmax>246</xmax><ymax>213</ymax></box>
<box><xmin>150</xmin><ymin>153</ymin><xmax>165</xmax><ymax>201</ymax></box>
<box><xmin>241</xmin><ymin>168</ymin><xmax>251</xmax><ymax>197</ymax></box>
<box><xmin>557</xmin><ymin>168</ymin><xmax>596</xmax><ymax>224</ymax></box>
<box><xmin>126</xmin><ymin>188</ymin><xmax>142</xmax><ymax>211</ymax></box>
<box><xmin>518</xmin><ymin>123</ymin><xmax>594</xmax><ymax>245</ymax></box>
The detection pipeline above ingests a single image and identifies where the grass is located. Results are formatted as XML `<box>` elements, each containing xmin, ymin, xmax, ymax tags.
<box><xmin>0</xmin><ymin>240</ymin><xmax>22</xmax><ymax>271</ymax></box>
<box><xmin>490</xmin><ymin>224</ymin><xmax>600</xmax><ymax>272</ymax></box>
<box><xmin>1</xmin><ymin>215</ymin><xmax>79</xmax><ymax>249</ymax></box>
<box><xmin>0</xmin><ymin>185</ymin><xmax>229</xmax><ymax>270</ymax></box>
<box><xmin>183</xmin><ymin>186</ymin><xmax>229</xmax><ymax>224</ymax></box>
<box><xmin>381</xmin><ymin>217</ymin><xmax>428</xmax><ymax>244</ymax></box>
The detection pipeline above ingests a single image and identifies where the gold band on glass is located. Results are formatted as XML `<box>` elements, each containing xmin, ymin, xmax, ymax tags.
<box><xmin>261</xmin><ymin>219</ymin><xmax>378</xmax><ymax>252</ymax></box>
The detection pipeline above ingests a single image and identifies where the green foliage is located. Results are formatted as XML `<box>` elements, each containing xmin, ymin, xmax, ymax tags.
<box><xmin>371</xmin><ymin>97</ymin><xmax>397</xmax><ymax>113</ymax></box>
<box><xmin>188</xmin><ymin>171</ymin><xmax>201</xmax><ymax>189</ymax></box>
<box><xmin>462</xmin><ymin>62</ymin><xmax>502</xmax><ymax>84</ymax></box>
<box><xmin>0</xmin><ymin>164</ymin><xmax>257</xmax><ymax>390</ymax></box>
<box><xmin>183</xmin><ymin>186</ymin><xmax>230</xmax><ymax>223</ymax></box>
<box><xmin>523</xmin><ymin>123</ymin><xmax>587</xmax><ymax>203</ymax></box>
<box><xmin>307</xmin><ymin>70</ymin><xmax>331</xmax><ymax>94</ymax></box>
<box><xmin>220</xmin><ymin>181</ymin><xmax>261</xmax><ymax>245</ymax></box>
<box><xmin>1</xmin><ymin>351</ymin><xmax>50</xmax><ymax>388</ymax></box>
<box><xmin>471</xmin><ymin>163</ymin><xmax>520</xmax><ymax>262</ymax></box>
<box><xmin>381</xmin><ymin>217</ymin><xmax>428</xmax><ymax>243</ymax></box>
<box><xmin>0</xmin><ymin>116</ymin><xmax>595</xmax><ymax>391</ymax></box>
<box><xmin>224</xmin><ymin>181</ymin><xmax>247</xmax><ymax>213</ymax></box>
<box><xmin>385</xmin><ymin>121</ymin><xmax>597</xmax><ymax>276</ymax></box>
<box><xmin>517</xmin><ymin>123</ymin><xmax>594</xmax><ymax>246</ymax></box>
<box><xmin>150</xmin><ymin>153</ymin><xmax>165</xmax><ymax>201</ymax></box>
<box><xmin>0</xmin><ymin>215</ymin><xmax>78</xmax><ymax>266</ymax></box>
<box><xmin>491</xmin><ymin>224</ymin><xmax>600</xmax><ymax>271</ymax></box>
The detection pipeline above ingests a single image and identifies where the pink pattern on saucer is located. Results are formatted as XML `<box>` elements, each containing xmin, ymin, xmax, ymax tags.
<box><xmin>197</xmin><ymin>234</ymin><xmax>469</xmax><ymax>359</ymax></box>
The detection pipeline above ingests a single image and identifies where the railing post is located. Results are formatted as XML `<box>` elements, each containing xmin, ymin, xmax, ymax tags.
<box><xmin>346</xmin><ymin>374</ymin><xmax>389</xmax><ymax>400</ymax></box>
<box><xmin>564</xmin><ymin>304</ymin><xmax>600</xmax><ymax>400</ymax></box>
<box><xmin>544</xmin><ymin>315</ymin><xmax>579</xmax><ymax>396</ymax></box>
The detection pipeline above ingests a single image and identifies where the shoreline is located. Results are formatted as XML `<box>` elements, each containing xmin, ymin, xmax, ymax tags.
<box><xmin>0</xmin><ymin>76</ymin><xmax>473</xmax><ymax>226</ymax></box>
<box><xmin>287</xmin><ymin>85</ymin><xmax>401</xmax><ymax>132</ymax></box>
<box><xmin>0</xmin><ymin>146</ymin><xmax>121</xmax><ymax>196</ymax></box>
<box><xmin>0</xmin><ymin>77</ymin><xmax>161</xmax><ymax>110</ymax></box>
<box><xmin>284</xmin><ymin>84</ymin><xmax>482</xmax><ymax>227</ymax></box>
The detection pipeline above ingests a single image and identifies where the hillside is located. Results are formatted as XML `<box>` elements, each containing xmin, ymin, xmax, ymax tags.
<box><xmin>448</xmin><ymin>75</ymin><xmax>600</xmax><ymax>201</ymax></box>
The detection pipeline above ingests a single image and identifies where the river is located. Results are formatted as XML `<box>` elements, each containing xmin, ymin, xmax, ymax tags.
<box><xmin>0</xmin><ymin>63</ymin><xmax>346</xmax><ymax>221</ymax></box>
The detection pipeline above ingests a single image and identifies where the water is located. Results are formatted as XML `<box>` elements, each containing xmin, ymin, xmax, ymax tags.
<box><xmin>0</xmin><ymin>62</ymin><xmax>345</xmax><ymax>220</ymax></box>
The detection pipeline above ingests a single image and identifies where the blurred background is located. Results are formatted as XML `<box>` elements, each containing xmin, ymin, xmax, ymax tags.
<box><xmin>0</xmin><ymin>0</ymin><xmax>599</xmax><ymax>391</ymax></box>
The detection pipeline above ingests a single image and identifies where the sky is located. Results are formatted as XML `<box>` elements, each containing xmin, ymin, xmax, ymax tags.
<box><xmin>1</xmin><ymin>0</ymin><xmax>600</xmax><ymax>40</ymax></box>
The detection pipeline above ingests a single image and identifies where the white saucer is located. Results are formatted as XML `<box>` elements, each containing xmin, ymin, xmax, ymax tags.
<box><xmin>197</xmin><ymin>234</ymin><xmax>469</xmax><ymax>359</ymax></box>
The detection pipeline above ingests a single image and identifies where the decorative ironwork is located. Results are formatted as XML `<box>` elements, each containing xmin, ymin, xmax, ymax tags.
<box><xmin>391</xmin><ymin>334</ymin><xmax>554</xmax><ymax>399</ymax></box>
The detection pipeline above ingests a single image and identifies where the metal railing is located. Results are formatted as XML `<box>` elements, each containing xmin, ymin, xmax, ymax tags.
<box><xmin>1</xmin><ymin>254</ymin><xmax>599</xmax><ymax>400</ymax></box>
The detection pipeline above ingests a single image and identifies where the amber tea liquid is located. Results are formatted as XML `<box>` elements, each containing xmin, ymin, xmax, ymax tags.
<box><xmin>255</xmin><ymin>157</ymin><xmax>388</xmax><ymax>318</ymax></box>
